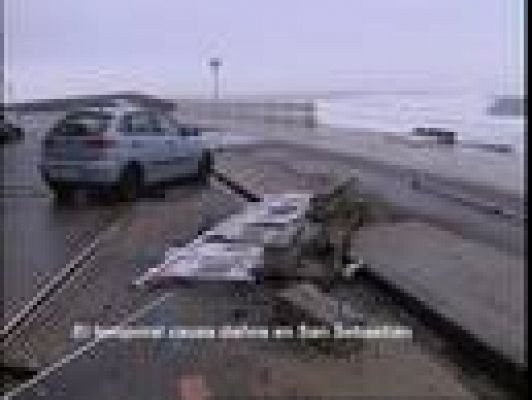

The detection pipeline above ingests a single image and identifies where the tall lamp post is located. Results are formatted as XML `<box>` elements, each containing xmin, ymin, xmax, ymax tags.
<box><xmin>7</xmin><ymin>82</ymin><xmax>19</xmax><ymax>122</ymax></box>
<box><xmin>7</xmin><ymin>82</ymin><xmax>14</xmax><ymax>103</ymax></box>
<box><xmin>208</xmin><ymin>57</ymin><xmax>222</xmax><ymax>100</ymax></box>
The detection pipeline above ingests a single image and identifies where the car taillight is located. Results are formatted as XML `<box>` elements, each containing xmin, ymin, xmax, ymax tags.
<box><xmin>85</xmin><ymin>133</ymin><xmax>116</xmax><ymax>149</ymax></box>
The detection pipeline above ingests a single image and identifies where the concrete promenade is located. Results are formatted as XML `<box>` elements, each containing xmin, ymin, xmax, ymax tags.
<box><xmin>351</xmin><ymin>221</ymin><xmax>526</xmax><ymax>367</ymax></box>
<box><xmin>215</xmin><ymin>144</ymin><xmax>526</xmax><ymax>370</ymax></box>
<box><xmin>177</xmin><ymin>114</ymin><xmax>525</xmax><ymax>205</ymax></box>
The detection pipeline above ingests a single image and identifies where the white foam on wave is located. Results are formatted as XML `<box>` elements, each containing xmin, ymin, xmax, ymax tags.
<box><xmin>316</xmin><ymin>92</ymin><xmax>525</xmax><ymax>153</ymax></box>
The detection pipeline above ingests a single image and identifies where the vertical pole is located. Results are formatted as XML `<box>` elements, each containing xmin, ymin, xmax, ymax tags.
<box><xmin>208</xmin><ymin>57</ymin><xmax>222</xmax><ymax>100</ymax></box>
<box><xmin>213</xmin><ymin>66</ymin><xmax>219</xmax><ymax>100</ymax></box>
<box><xmin>207</xmin><ymin>58</ymin><xmax>223</xmax><ymax>143</ymax></box>
<box><xmin>8</xmin><ymin>82</ymin><xmax>14</xmax><ymax>103</ymax></box>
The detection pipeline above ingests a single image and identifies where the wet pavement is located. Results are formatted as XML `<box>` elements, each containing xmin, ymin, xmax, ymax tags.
<box><xmin>2</xmin><ymin>114</ymin><xmax>246</xmax><ymax>373</ymax></box>
<box><xmin>1</xmin><ymin>196</ymin><xmax>123</xmax><ymax>327</ymax></box>
<box><xmin>8</xmin><ymin>274</ymin><xmax>497</xmax><ymax>399</ymax></box>
<box><xmin>1</xmin><ymin>114</ymin><xmax>120</xmax><ymax>326</ymax></box>
<box><xmin>2</xmin><ymin>114</ymin><xmax>524</xmax><ymax>398</ymax></box>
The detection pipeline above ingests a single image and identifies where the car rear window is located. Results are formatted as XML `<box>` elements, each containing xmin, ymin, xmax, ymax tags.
<box><xmin>203</xmin><ymin>234</ymin><xmax>244</xmax><ymax>244</ymax></box>
<box><xmin>50</xmin><ymin>111</ymin><xmax>113</xmax><ymax>137</ymax></box>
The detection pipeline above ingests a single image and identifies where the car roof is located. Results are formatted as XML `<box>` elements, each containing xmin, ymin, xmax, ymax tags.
<box><xmin>65</xmin><ymin>104</ymin><xmax>153</xmax><ymax>119</ymax></box>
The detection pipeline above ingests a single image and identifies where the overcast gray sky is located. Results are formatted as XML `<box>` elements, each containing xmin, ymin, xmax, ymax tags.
<box><xmin>3</xmin><ymin>0</ymin><xmax>525</xmax><ymax>100</ymax></box>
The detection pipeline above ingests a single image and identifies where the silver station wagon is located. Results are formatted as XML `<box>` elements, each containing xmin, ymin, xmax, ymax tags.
<box><xmin>40</xmin><ymin>106</ymin><xmax>213</xmax><ymax>201</ymax></box>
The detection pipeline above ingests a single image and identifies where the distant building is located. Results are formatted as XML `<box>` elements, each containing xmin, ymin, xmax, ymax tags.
<box><xmin>1</xmin><ymin>92</ymin><xmax>176</xmax><ymax>113</ymax></box>
<box><xmin>487</xmin><ymin>96</ymin><xmax>526</xmax><ymax>117</ymax></box>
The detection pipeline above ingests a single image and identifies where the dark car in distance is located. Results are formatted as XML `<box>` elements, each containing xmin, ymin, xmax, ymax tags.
<box><xmin>1</xmin><ymin>117</ymin><xmax>25</xmax><ymax>145</ymax></box>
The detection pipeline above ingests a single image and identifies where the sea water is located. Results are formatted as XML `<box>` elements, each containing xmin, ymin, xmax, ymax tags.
<box><xmin>316</xmin><ymin>91</ymin><xmax>525</xmax><ymax>154</ymax></box>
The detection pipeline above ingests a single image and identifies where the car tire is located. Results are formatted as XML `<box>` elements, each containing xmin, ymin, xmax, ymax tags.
<box><xmin>49</xmin><ymin>183</ymin><xmax>76</xmax><ymax>204</ymax></box>
<box><xmin>117</xmin><ymin>164</ymin><xmax>143</xmax><ymax>202</ymax></box>
<box><xmin>197</xmin><ymin>152</ymin><xmax>213</xmax><ymax>184</ymax></box>
<box><xmin>13</xmin><ymin>127</ymin><xmax>24</xmax><ymax>142</ymax></box>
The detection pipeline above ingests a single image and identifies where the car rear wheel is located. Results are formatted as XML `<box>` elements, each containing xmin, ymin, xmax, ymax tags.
<box><xmin>117</xmin><ymin>165</ymin><xmax>143</xmax><ymax>202</ymax></box>
<box><xmin>49</xmin><ymin>183</ymin><xmax>76</xmax><ymax>204</ymax></box>
<box><xmin>197</xmin><ymin>152</ymin><xmax>213</xmax><ymax>184</ymax></box>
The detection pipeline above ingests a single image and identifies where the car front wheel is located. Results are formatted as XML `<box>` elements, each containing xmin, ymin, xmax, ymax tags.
<box><xmin>116</xmin><ymin>165</ymin><xmax>143</xmax><ymax>202</ymax></box>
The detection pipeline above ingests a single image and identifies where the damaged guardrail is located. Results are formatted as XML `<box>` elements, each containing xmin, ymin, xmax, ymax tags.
<box><xmin>133</xmin><ymin>173</ymin><xmax>367</xmax><ymax>288</ymax></box>
<box><xmin>132</xmin><ymin>182</ymin><xmax>369</xmax><ymax>343</ymax></box>
<box><xmin>133</xmin><ymin>192</ymin><xmax>315</xmax><ymax>285</ymax></box>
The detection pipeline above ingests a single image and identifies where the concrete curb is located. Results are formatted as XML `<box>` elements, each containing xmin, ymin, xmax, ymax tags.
<box><xmin>352</xmin><ymin>263</ymin><xmax>527</xmax><ymax>396</ymax></box>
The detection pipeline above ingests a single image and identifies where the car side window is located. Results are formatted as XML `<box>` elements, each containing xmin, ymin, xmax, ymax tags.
<box><xmin>159</xmin><ymin>114</ymin><xmax>182</xmax><ymax>136</ymax></box>
<box><xmin>148</xmin><ymin>113</ymin><xmax>164</xmax><ymax>134</ymax></box>
<box><xmin>121</xmin><ymin>112</ymin><xmax>164</xmax><ymax>135</ymax></box>
<box><xmin>157</xmin><ymin>114</ymin><xmax>200</xmax><ymax>138</ymax></box>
